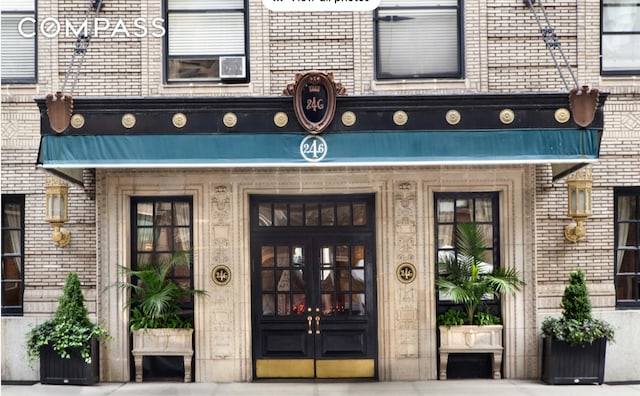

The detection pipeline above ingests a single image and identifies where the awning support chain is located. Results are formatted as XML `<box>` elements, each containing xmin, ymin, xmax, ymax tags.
<box><xmin>523</xmin><ymin>0</ymin><xmax>579</xmax><ymax>91</ymax></box>
<box><xmin>60</xmin><ymin>0</ymin><xmax>104</xmax><ymax>95</ymax></box>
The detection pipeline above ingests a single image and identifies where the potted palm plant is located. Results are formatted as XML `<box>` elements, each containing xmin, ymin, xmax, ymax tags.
<box><xmin>435</xmin><ymin>222</ymin><xmax>525</xmax><ymax>380</ymax></box>
<box><xmin>541</xmin><ymin>269</ymin><xmax>614</xmax><ymax>385</ymax></box>
<box><xmin>115</xmin><ymin>250</ymin><xmax>206</xmax><ymax>383</ymax></box>
<box><xmin>25</xmin><ymin>272</ymin><xmax>109</xmax><ymax>385</ymax></box>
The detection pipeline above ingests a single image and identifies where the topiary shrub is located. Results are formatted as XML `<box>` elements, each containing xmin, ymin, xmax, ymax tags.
<box><xmin>26</xmin><ymin>272</ymin><xmax>110</xmax><ymax>365</ymax></box>
<box><xmin>561</xmin><ymin>270</ymin><xmax>592</xmax><ymax>323</ymax></box>
<box><xmin>541</xmin><ymin>269</ymin><xmax>614</xmax><ymax>346</ymax></box>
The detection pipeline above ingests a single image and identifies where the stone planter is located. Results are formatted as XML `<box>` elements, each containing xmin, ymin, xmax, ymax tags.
<box><xmin>541</xmin><ymin>336</ymin><xmax>607</xmax><ymax>385</ymax></box>
<box><xmin>132</xmin><ymin>328</ymin><xmax>194</xmax><ymax>382</ymax></box>
<box><xmin>438</xmin><ymin>325</ymin><xmax>503</xmax><ymax>380</ymax></box>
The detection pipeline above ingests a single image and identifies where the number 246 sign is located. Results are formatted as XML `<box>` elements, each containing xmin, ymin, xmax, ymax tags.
<box><xmin>300</xmin><ymin>135</ymin><xmax>328</xmax><ymax>162</ymax></box>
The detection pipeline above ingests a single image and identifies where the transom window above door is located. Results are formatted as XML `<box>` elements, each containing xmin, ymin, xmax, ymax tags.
<box><xmin>165</xmin><ymin>0</ymin><xmax>248</xmax><ymax>83</ymax></box>
<box><xmin>257</xmin><ymin>201</ymin><xmax>369</xmax><ymax>227</ymax></box>
<box><xmin>375</xmin><ymin>0</ymin><xmax>462</xmax><ymax>80</ymax></box>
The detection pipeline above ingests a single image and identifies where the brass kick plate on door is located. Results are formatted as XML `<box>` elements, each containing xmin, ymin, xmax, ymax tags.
<box><xmin>255</xmin><ymin>359</ymin><xmax>315</xmax><ymax>378</ymax></box>
<box><xmin>315</xmin><ymin>359</ymin><xmax>375</xmax><ymax>378</ymax></box>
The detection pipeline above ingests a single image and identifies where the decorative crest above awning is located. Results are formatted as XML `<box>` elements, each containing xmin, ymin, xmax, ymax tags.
<box><xmin>283</xmin><ymin>71</ymin><xmax>347</xmax><ymax>135</ymax></box>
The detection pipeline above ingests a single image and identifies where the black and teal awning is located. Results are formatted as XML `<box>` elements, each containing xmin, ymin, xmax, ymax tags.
<box><xmin>38</xmin><ymin>128</ymin><xmax>601</xmax><ymax>183</ymax></box>
<box><xmin>35</xmin><ymin>93</ymin><xmax>608</xmax><ymax>186</ymax></box>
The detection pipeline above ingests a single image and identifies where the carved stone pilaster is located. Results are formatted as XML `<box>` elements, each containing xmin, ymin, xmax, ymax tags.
<box><xmin>211</xmin><ymin>185</ymin><xmax>231</xmax><ymax>265</ymax></box>
<box><xmin>208</xmin><ymin>184</ymin><xmax>234</xmax><ymax>359</ymax></box>
<box><xmin>393</xmin><ymin>181</ymin><xmax>419</xmax><ymax>358</ymax></box>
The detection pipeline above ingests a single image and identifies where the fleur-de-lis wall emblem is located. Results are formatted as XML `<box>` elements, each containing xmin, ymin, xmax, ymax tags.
<box><xmin>396</xmin><ymin>263</ymin><xmax>416</xmax><ymax>284</ymax></box>
<box><xmin>212</xmin><ymin>265</ymin><xmax>231</xmax><ymax>286</ymax></box>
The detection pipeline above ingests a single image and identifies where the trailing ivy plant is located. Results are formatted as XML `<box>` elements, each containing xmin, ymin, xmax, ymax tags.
<box><xmin>541</xmin><ymin>269</ymin><xmax>615</xmax><ymax>346</ymax></box>
<box><xmin>25</xmin><ymin>272</ymin><xmax>110</xmax><ymax>365</ymax></box>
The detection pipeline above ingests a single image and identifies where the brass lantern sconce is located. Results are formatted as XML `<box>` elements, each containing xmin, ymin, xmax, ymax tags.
<box><xmin>564</xmin><ymin>167</ymin><xmax>592</xmax><ymax>243</ymax></box>
<box><xmin>45</xmin><ymin>176</ymin><xmax>71</xmax><ymax>247</ymax></box>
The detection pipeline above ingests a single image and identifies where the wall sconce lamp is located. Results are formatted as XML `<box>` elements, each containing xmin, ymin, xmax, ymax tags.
<box><xmin>45</xmin><ymin>176</ymin><xmax>71</xmax><ymax>247</ymax></box>
<box><xmin>564</xmin><ymin>167</ymin><xmax>592</xmax><ymax>243</ymax></box>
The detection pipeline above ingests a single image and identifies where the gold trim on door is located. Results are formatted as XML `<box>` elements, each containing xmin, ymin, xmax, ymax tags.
<box><xmin>316</xmin><ymin>359</ymin><xmax>375</xmax><ymax>378</ymax></box>
<box><xmin>255</xmin><ymin>359</ymin><xmax>315</xmax><ymax>378</ymax></box>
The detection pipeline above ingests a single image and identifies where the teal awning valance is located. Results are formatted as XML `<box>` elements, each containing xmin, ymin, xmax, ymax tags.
<box><xmin>38</xmin><ymin>128</ymin><xmax>601</xmax><ymax>183</ymax></box>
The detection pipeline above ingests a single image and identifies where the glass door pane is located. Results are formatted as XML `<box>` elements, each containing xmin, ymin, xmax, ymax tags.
<box><xmin>261</xmin><ymin>244</ymin><xmax>306</xmax><ymax>316</ymax></box>
<box><xmin>319</xmin><ymin>243</ymin><xmax>367</xmax><ymax>317</ymax></box>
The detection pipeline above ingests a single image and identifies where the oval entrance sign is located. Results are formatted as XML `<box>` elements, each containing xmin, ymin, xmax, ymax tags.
<box><xmin>286</xmin><ymin>71</ymin><xmax>344</xmax><ymax>135</ymax></box>
<box><xmin>301</xmin><ymin>83</ymin><xmax>328</xmax><ymax>125</ymax></box>
<box><xmin>300</xmin><ymin>135</ymin><xmax>328</xmax><ymax>162</ymax></box>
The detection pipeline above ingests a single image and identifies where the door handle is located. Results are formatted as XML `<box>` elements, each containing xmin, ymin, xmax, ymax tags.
<box><xmin>315</xmin><ymin>315</ymin><xmax>320</xmax><ymax>334</ymax></box>
<box><xmin>307</xmin><ymin>316</ymin><xmax>313</xmax><ymax>334</ymax></box>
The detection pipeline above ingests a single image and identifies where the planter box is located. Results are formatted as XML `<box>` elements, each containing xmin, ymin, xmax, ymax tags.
<box><xmin>541</xmin><ymin>336</ymin><xmax>606</xmax><ymax>385</ymax></box>
<box><xmin>39</xmin><ymin>337</ymin><xmax>99</xmax><ymax>385</ymax></box>
<box><xmin>438</xmin><ymin>325</ymin><xmax>503</xmax><ymax>380</ymax></box>
<box><xmin>132</xmin><ymin>328</ymin><xmax>194</xmax><ymax>383</ymax></box>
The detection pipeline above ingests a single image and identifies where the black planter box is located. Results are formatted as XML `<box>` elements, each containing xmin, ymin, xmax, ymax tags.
<box><xmin>39</xmin><ymin>338</ymin><xmax>99</xmax><ymax>385</ymax></box>
<box><xmin>541</xmin><ymin>336</ymin><xmax>606</xmax><ymax>385</ymax></box>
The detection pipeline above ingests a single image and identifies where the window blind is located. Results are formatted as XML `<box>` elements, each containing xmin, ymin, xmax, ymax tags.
<box><xmin>380</xmin><ymin>0</ymin><xmax>456</xmax><ymax>6</ymax></box>
<box><xmin>377</xmin><ymin>8</ymin><xmax>458</xmax><ymax>77</ymax></box>
<box><xmin>168</xmin><ymin>13</ymin><xmax>245</xmax><ymax>56</ymax></box>
<box><xmin>0</xmin><ymin>13</ymin><xmax>36</xmax><ymax>82</ymax></box>
<box><xmin>1</xmin><ymin>0</ymin><xmax>34</xmax><ymax>11</ymax></box>
<box><xmin>168</xmin><ymin>0</ymin><xmax>244</xmax><ymax>10</ymax></box>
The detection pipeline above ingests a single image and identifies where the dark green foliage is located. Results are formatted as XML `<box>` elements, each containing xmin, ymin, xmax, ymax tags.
<box><xmin>561</xmin><ymin>269</ymin><xmax>592</xmax><ymax>322</ymax></box>
<box><xmin>437</xmin><ymin>309</ymin><xmax>502</xmax><ymax>327</ymax></box>
<box><xmin>541</xmin><ymin>269</ymin><xmax>615</xmax><ymax>346</ymax></box>
<box><xmin>55</xmin><ymin>272</ymin><xmax>91</xmax><ymax>327</ymax></box>
<box><xmin>435</xmin><ymin>222</ymin><xmax>525</xmax><ymax>325</ymax></box>
<box><xmin>541</xmin><ymin>316</ymin><xmax>614</xmax><ymax>346</ymax></box>
<box><xmin>437</xmin><ymin>309</ymin><xmax>467</xmax><ymax>327</ymax></box>
<box><xmin>115</xmin><ymin>251</ymin><xmax>206</xmax><ymax>331</ymax></box>
<box><xmin>474</xmin><ymin>310</ymin><xmax>502</xmax><ymax>326</ymax></box>
<box><xmin>26</xmin><ymin>273</ymin><xmax>109</xmax><ymax>365</ymax></box>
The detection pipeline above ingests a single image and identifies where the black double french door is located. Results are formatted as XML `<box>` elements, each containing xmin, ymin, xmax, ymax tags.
<box><xmin>250</xmin><ymin>195</ymin><xmax>377</xmax><ymax>379</ymax></box>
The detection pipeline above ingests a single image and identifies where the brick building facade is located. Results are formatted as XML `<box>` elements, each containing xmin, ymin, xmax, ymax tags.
<box><xmin>2</xmin><ymin>0</ymin><xmax>639</xmax><ymax>383</ymax></box>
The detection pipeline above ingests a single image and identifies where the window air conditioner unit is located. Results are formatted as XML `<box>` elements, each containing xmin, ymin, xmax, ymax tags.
<box><xmin>219</xmin><ymin>56</ymin><xmax>246</xmax><ymax>79</ymax></box>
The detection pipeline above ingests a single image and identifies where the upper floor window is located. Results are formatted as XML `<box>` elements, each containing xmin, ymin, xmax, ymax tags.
<box><xmin>615</xmin><ymin>188</ymin><xmax>640</xmax><ymax>308</ymax></box>
<box><xmin>2</xmin><ymin>195</ymin><xmax>25</xmax><ymax>316</ymax></box>
<box><xmin>1</xmin><ymin>0</ymin><xmax>36</xmax><ymax>84</ymax></box>
<box><xmin>375</xmin><ymin>0</ymin><xmax>462</xmax><ymax>80</ymax></box>
<box><xmin>165</xmin><ymin>0</ymin><xmax>247</xmax><ymax>83</ymax></box>
<box><xmin>601</xmin><ymin>0</ymin><xmax>640</xmax><ymax>75</ymax></box>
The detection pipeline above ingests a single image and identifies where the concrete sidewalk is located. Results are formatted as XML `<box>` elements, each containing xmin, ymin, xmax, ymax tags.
<box><xmin>2</xmin><ymin>380</ymin><xmax>640</xmax><ymax>396</ymax></box>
